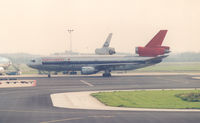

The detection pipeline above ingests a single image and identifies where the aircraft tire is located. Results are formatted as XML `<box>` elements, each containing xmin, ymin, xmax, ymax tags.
<box><xmin>102</xmin><ymin>73</ymin><xmax>111</xmax><ymax>77</ymax></box>
<box><xmin>70</xmin><ymin>71</ymin><xmax>77</xmax><ymax>75</ymax></box>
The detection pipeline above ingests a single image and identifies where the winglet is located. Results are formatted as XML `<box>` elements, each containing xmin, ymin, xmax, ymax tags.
<box><xmin>145</xmin><ymin>30</ymin><xmax>168</xmax><ymax>48</ymax></box>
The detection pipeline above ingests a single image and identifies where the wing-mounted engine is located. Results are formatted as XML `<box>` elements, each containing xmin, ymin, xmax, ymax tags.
<box><xmin>81</xmin><ymin>67</ymin><xmax>98</xmax><ymax>75</ymax></box>
<box><xmin>135</xmin><ymin>30</ymin><xmax>170</xmax><ymax>57</ymax></box>
<box><xmin>95</xmin><ymin>47</ymin><xmax>116</xmax><ymax>55</ymax></box>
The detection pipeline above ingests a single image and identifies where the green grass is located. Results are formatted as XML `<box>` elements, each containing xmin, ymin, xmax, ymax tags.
<box><xmin>8</xmin><ymin>64</ymin><xmax>38</xmax><ymax>74</ymax></box>
<box><xmin>133</xmin><ymin>62</ymin><xmax>200</xmax><ymax>73</ymax></box>
<box><xmin>91</xmin><ymin>90</ymin><xmax>200</xmax><ymax>109</ymax></box>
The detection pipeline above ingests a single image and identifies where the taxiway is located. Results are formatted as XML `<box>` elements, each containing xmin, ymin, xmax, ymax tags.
<box><xmin>0</xmin><ymin>74</ymin><xmax>200</xmax><ymax>123</ymax></box>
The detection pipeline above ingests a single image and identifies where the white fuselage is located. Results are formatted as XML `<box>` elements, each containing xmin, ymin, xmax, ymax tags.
<box><xmin>28</xmin><ymin>55</ymin><xmax>163</xmax><ymax>73</ymax></box>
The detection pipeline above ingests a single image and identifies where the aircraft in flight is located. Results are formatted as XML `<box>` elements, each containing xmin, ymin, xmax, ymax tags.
<box><xmin>95</xmin><ymin>33</ymin><xmax>116</xmax><ymax>55</ymax></box>
<box><xmin>28</xmin><ymin>30</ymin><xmax>170</xmax><ymax>77</ymax></box>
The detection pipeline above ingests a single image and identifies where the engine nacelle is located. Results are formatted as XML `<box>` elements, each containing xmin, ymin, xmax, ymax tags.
<box><xmin>135</xmin><ymin>46</ymin><xmax>170</xmax><ymax>57</ymax></box>
<box><xmin>160</xmin><ymin>46</ymin><xmax>170</xmax><ymax>50</ymax></box>
<box><xmin>81</xmin><ymin>67</ymin><xmax>98</xmax><ymax>75</ymax></box>
<box><xmin>95</xmin><ymin>47</ymin><xmax>116</xmax><ymax>55</ymax></box>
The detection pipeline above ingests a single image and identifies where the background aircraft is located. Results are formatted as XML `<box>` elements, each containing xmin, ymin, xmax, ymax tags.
<box><xmin>0</xmin><ymin>56</ymin><xmax>22</xmax><ymax>75</ymax></box>
<box><xmin>0</xmin><ymin>56</ymin><xmax>12</xmax><ymax>75</ymax></box>
<box><xmin>95</xmin><ymin>33</ymin><xmax>116</xmax><ymax>55</ymax></box>
<box><xmin>28</xmin><ymin>30</ymin><xmax>170</xmax><ymax>77</ymax></box>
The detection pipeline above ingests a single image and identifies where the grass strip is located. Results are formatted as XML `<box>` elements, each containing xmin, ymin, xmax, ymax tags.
<box><xmin>92</xmin><ymin>90</ymin><xmax>200</xmax><ymax>109</ymax></box>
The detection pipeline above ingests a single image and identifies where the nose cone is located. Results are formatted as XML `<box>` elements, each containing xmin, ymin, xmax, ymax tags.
<box><xmin>27</xmin><ymin>59</ymin><xmax>39</xmax><ymax>69</ymax></box>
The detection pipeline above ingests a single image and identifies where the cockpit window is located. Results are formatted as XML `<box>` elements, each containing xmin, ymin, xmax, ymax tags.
<box><xmin>31</xmin><ymin>60</ymin><xmax>36</xmax><ymax>63</ymax></box>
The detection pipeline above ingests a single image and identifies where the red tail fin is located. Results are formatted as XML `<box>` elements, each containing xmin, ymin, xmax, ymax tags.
<box><xmin>145</xmin><ymin>30</ymin><xmax>168</xmax><ymax>48</ymax></box>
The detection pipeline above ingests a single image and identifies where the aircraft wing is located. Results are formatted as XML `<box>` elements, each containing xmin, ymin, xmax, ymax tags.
<box><xmin>145</xmin><ymin>55</ymin><xmax>168</xmax><ymax>63</ymax></box>
<box><xmin>93</xmin><ymin>55</ymin><xmax>168</xmax><ymax>70</ymax></box>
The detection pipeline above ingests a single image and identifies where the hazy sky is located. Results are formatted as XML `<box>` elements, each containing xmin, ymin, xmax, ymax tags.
<box><xmin>0</xmin><ymin>0</ymin><xmax>200</xmax><ymax>55</ymax></box>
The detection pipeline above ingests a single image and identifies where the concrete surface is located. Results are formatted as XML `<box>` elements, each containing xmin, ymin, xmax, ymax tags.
<box><xmin>51</xmin><ymin>89</ymin><xmax>200</xmax><ymax>112</ymax></box>
<box><xmin>0</xmin><ymin>74</ymin><xmax>200</xmax><ymax>123</ymax></box>
<box><xmin>192</xmin><ymin>77</ymin><xmax>200</xmax><ymax>79</ymax></box>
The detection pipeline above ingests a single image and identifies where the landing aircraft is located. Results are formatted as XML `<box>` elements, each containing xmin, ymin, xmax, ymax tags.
<box><xmin>28</xmin><ymin>30</ymin><xmax>170</xmax><ymax>77</ymax></box>
<box><xmin>95</xmin><ymin>33</ymin><xmax>116</xmax><ymax>55</ymax></box>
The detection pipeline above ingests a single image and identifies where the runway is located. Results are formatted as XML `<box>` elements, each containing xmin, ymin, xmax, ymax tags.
<box><xmin>0</xmin><ymin>74</ymin><xmax>200</xmax><ymax>123</ymax></box>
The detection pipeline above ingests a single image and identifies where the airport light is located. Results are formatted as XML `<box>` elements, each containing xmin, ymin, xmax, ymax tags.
<box><xmin>68</xmin><ymin>29</ymin><xmax>74</xmax><ymax>54</ymax></box>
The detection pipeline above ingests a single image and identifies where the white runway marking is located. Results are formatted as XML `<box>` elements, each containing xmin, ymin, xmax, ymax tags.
<box><xmin>80</xmin><ymin>80</ymin><xmax>94</xmax><ymax>87</ymax></box>
<box><xmin>40</xmin><ymin>115</ymin><xmax>114</xmax><ymax>123</ymax></box>
<box><xmin>40</xmin><ymin>117</ymin><xmax>84</xmax><ymax>123</ymax></box>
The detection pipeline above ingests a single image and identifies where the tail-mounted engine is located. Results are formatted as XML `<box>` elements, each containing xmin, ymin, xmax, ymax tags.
<box><xmin>135</xmin><ymin>46</ymin><xmax>170</xmax><ymax>57</ymax></box>
<box><xmin>95</xmin><ymin>47</ymin><xmax>116</xmax><ymax>55</ymax></box>
<box><xmin>135</xmin><ymin>30</ymin><xmax>170</xmax><ymax>57</ymax></box>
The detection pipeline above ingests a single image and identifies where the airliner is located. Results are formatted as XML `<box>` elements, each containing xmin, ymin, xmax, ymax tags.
<box><xmin>28</xmin><ymin>30</ymin><xmax>170</xmax><ymax>77</ymax></box>
<box><xmin>95</xmin><ymin>33</ymin><xmax>116</xmax><ymax>55</ymax></box>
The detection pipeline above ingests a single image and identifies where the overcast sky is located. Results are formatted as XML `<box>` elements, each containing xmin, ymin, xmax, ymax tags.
<box><xmin>0</xmin><ymin>0</ymin><xmax>199</xmax><ymax>55</ymax></box>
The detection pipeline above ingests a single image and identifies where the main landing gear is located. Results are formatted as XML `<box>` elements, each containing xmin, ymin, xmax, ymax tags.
<box><xmin>102</xmin><ymin>70</ymin><xmax>111</xmax><ymax>77</ymax></box>
<box><xmin>48</xmin><ymin>73</ymin><xmax>51</xmax><ymax>78</ymax></box>
<box><xmin>69</xmin><ymin>71</ymin><xmax>77</xmax><ymax>75</ymax></box>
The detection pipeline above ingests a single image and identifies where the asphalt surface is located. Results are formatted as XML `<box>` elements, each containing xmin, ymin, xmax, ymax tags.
<box><xmin>0</xmin><ymin>74</ymin><xmax>200</xmax><ymax>123</ymax></box>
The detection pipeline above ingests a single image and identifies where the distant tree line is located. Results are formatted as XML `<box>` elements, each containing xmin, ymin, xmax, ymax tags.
<box><xmin>0</xmin><ymin>52</ymin><xmax>200</xmax><ymax>64</ymax></box>
<box><xmin>164</xmin><ymin>52</ymin><xmax>200</xmax><ymax>62</ymax></box>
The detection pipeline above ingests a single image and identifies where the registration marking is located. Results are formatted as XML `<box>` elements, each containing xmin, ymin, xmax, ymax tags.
<box><xmin>80</xmin><ymin>80</ymin><xmax>94</xmax><ymax>87</ymax></box>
